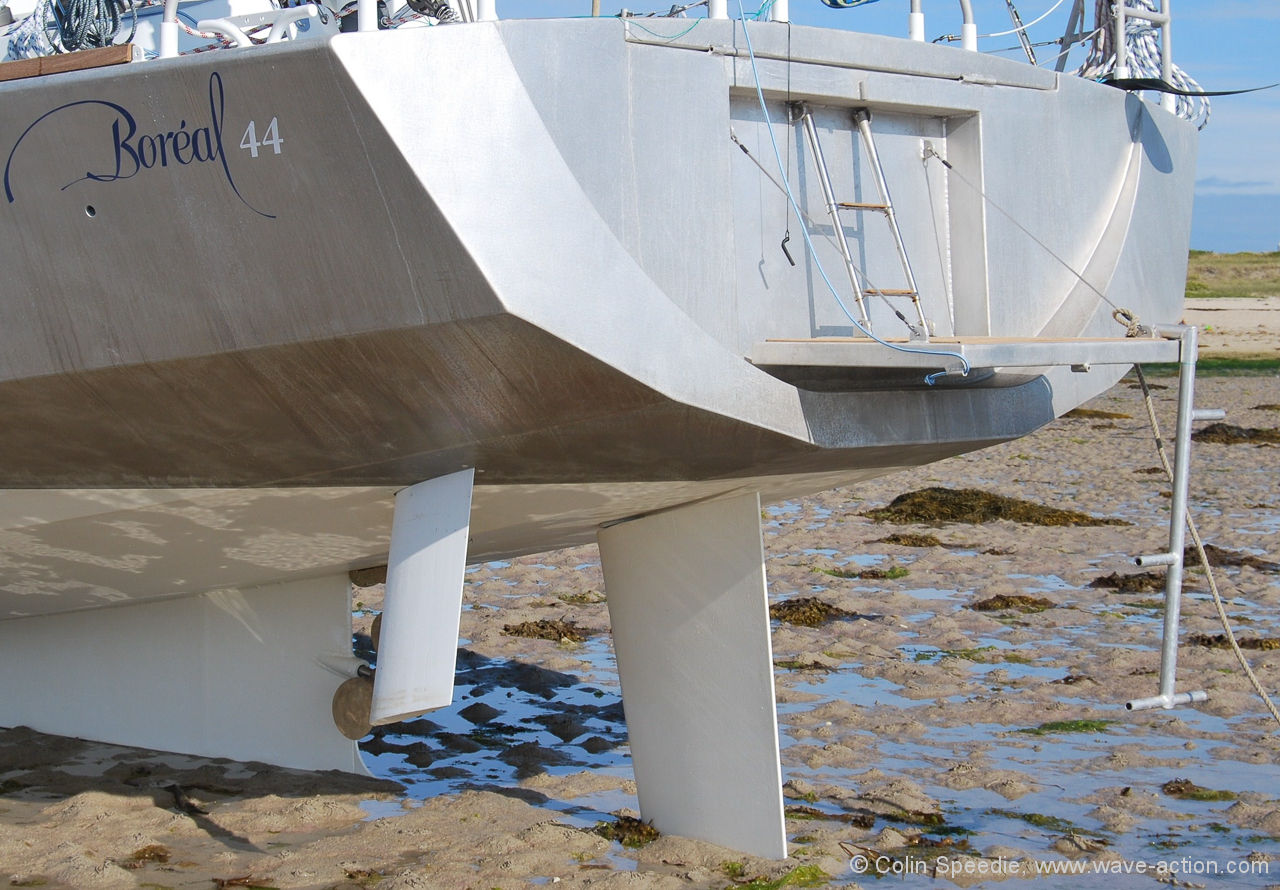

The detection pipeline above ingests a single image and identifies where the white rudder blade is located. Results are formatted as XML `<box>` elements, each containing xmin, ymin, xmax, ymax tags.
<box><xmin>370</xmin><ymin>468</ymin><xmax>474</xmax><ymax>725</ymax></box>
<box><xmin>598</xmin><ymin>491</ymin><xmax>787</xmax><ymax>859</ymax></box>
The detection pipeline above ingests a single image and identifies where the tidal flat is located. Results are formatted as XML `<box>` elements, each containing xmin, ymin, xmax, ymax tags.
<box><xmin>2</xmin><ymin>374</ymin><xmax>1278</xmax><ymax>889</ymax></box>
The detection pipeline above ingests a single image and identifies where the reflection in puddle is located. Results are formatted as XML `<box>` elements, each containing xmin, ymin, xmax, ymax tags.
<box><xmin>359</xmin><ymin>639</ymin><xmax>636</xmax><ymax>830</ymax></box>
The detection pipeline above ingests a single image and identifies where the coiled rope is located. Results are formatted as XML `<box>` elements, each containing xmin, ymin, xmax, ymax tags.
<box><xmin>4</xmin><ymin>0</ymin><xmax>137</xmax><ymax>58</ymax></box>
<box><xmin>1076</xmin><ymin>0</ymin><xmax>1209</xmax><ymax>129</ymax></box>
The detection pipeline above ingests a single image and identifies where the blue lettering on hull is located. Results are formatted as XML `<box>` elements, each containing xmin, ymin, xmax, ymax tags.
<box><xmin>5</xmin><ymin>72</ymin><xmax>275</xmax><ymax>219</ymax></box>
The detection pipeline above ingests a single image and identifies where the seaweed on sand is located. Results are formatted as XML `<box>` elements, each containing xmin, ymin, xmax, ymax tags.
<box><xmin>1089</xmin><ymin>571</ymin><xmax>1166</xmax><ymax>592</ymax></box>
<box><xmin>1184</xmin><ymin>544</ymin><xmax>1280</xmax><ymax>572</ymax></box>
<box><xmin>1162</xmin><ymin>778</ymin><xmax>1238</xmax><ymax>801</ymax></box>
<box><xmin>785</xmin><ymin>804</ymin><xmax>876</xmax><ymax>828</ymax></box>
<box><xmin>876</xmin><ymin>533</ymin><xmax>944</xmax><ymax>547</ymax></box>
<box><xmin>596</xmin><ymin>815</ymin><xmax>659</xmax><ymax>847</ymax></box>
<box><xmin>864</xmin><ymin>488</ymin><xmax>1128</xmax><ymax>527</ymax></box>
<box><xmin>970</xmin><ymin>594</ymin><xmax>1054</xmax><ymax>613</ymax></box>
<box><xmin>1015</xmin><ymin>719</ymin><xmax>1114</xmax><ymax>736</ymax></box>
<box><xmin>1188</xmin><ymin>633</ymin><xmax>1280</xmax><ymax>651</ymax></box>
<box><xmin>812</xmin><ymin>564</ymin><xmax>909</xmax><ymax>580</ymax></box>
<box><xmin>502</xmin><ymin>619</ymin><xmax>588</xmax><ymax>643</ymax></box>
<box><xmin>770</xmin><ymin>596</ymin><xmax>857</xmax><ymax>627</ymax></box>
<box><xmin>1192</xmin><ymin>423</ymin><xmax>1280</xmax><ymax>445</ymax></box>
<box><xmin>1064</xmin><ymin>408</ymin><xmax>1132</xmax><ymax>420</ymax></box>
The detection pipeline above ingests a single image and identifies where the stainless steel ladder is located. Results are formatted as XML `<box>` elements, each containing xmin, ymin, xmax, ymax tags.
<box><xmin>793</xmin><ymin>103</ymin><xmax>930</xmax><ymax>341</ymax></box>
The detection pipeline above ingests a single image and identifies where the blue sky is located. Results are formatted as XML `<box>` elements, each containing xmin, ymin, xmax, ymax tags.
<box><xmin>499</xmin><ymin>0</ymin><xmax>1279</xmax><ymax>253</ymax></box>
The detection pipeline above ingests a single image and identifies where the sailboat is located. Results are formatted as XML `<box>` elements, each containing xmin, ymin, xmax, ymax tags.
<box><xmin>0</xmin><ymin>0</ymin><xmax>1199</xmax><ymax>856</ymax></box>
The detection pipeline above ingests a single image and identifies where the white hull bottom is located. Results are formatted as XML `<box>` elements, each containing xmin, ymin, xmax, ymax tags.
<box><xmin>1</xmin><ymin>486</ymin><xmax>800</xmax><ymax>858</ymax></box>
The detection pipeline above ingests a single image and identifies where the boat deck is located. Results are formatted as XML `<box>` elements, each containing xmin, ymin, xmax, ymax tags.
<box><xmin>751</xmin><ymin>335</ymin><xmax>1184</xmax><ymax>373</ymax></box>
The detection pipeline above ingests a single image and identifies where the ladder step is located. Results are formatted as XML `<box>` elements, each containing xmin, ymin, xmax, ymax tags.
<box><xmin>836</xmin><ymin>202</ymin><xmax>889</xmax><ymax>212</ymax></box>
<box><xmin>864</xmin><ymin>288</ymin><xmax>917</xmax><ymax>296</ymax></box>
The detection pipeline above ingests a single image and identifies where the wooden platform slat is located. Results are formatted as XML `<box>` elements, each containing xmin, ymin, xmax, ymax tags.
<box><xmin>0</xmin><ymin>44</ymin><xmax>140</xmax><ymax>84</ymax></box>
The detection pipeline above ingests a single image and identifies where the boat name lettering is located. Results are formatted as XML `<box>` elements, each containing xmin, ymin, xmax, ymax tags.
<box><xmin>4</xmin><ymin>72</ymin><xmax>274</xmax><ymax>219</ymax></box>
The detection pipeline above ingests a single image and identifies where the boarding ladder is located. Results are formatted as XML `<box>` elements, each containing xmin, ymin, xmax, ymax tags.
<box><xmin>793</xmin><ymin>103</ymin><xmax>930</xmax><ymax>341</ymax></box>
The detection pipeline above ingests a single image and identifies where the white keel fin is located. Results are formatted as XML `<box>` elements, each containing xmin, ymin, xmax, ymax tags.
<box><xmin>598</xmin><ymin>492</ymin><xmax>787</xmax><ymax>859</ymax></box>
<box><xmin>0</xmin><ymin>574</ymin><xmax>362</xmax><ymax>772</ymax></box>
<box><xmin>370</xmin><ymin>468</ymin><xmax>474</xmax><ymax>725</ymax></box>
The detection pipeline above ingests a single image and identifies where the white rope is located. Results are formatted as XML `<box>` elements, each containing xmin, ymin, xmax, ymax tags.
<box><xmin>4</xmin><ymin>0</ymin><xmax>56</xmax><ymax>60</ymax></box>
<box><xmin>1076</xmin><ymin>0</ymin><xmax>1209</xmax><ymax>129</ymax></box>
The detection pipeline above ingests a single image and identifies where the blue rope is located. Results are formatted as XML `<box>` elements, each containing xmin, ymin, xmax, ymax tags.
<box><xmin>623</xmin><ymin>18</ymin><xmax>700</xmax><ymax>40</ymax></box>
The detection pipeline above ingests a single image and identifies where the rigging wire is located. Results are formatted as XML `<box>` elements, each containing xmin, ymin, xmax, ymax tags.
<box><xmin>978</xmin><ymin>0</ymin><xmax>1066</xmax><ymax>39</ymax></box>
<box><xmin>734</xmin><ymin>0</ymin><xmax>971</xmax><ymax>385</ymax></box>
<box><xmin>922</xmin><ymin>146</ymin><xmax>1121</xmax><ymax>318</ymax></box>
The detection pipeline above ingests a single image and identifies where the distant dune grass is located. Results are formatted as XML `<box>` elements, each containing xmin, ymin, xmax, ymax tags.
<box><xmin>1186</xmin><ymin>249</ymin><xmax>1280</xmax><ymax>299</ymax></box>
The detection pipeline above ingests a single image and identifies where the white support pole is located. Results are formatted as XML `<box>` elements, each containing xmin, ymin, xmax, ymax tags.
<box><xmin>708</xmin><ymin>0</ymin><xmax>727</xmax><ymax>19</ymax></box>
<box><xmin>598</xmin><ymin>492</ymin><xmax>787</xmax><ymax>859</ymax></box>
<box><xmin>1160</xmin><ymin>0</ymin><xmax>1175</xmax><ymax>112</ymax></box>
<box><xmin>159</xmin><ymin>0</ymin><xmax>179</xmax><ymax>57</ymax></box>
<box><xmin>1114</xmin><ymin>0</ymin><xmax>1130</xmax><ymax>80</ymax></box>
<box><xmin>1128</xmin><ymin>327</ymin><xmax>1208</xmax><ymax>712</ymax></box>
<box><xmin>357</xmin><ymin>0</ymin><xmax>377</xmax><ymax>31</ymax></box>
<box><xmin>476</xmin><ymin>0</ymin><xmax>496</xmax><ymax>20</ymax></box>
<box><xmin>908</xmin><ymin>0</ymin><xmax>923</xmax><ymax>41</ymax></box>
<box><xmin>370</xmin><ymin>469</ymin><xmax>474</xmax><ymax>725</ymax></box>
<box><xmin>958</xmin><ymin>0</ymin><xmax>976</xmax><ymax>50</ymax></box>
<box><xmin>770</xmin><ymin>0</ymin><xmax>788</xmax><ymax>23</ymax></box>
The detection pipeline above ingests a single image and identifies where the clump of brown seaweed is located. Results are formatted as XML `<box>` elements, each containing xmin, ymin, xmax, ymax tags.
<box><xmin>502</xmin><ymin>619</ymin><xmax>588</xmax><ymax>643</ymax></box>
<box><xmin>1191</xmin><ymin>423</ymin><xmax>1280</xmax><ymax>445</ymax></box>
<box><xmin>876</xmin><ymin>533</ymin><xmax>944</xmax><ymax>548</ymax></box>
<box><xmin>1188</xmin><ymin>633</ymin><xmax>1280</xmax><ymax>651</ymax></box>
<box><xmin>970</xmin><ymin>594</ymin><xmax>1054</xmax><ymax>613</ymax></box>
<box><xmin>770</xmin><ymin>597</ymin><xmax>857</xmax><ymax>628</ymax></box>
<box><xmin>1089</xmin><ymin>571</ymin><xmax>1166</xmax><ymax>593</ymax></box>
<box><xmin>864</xmin><ymin>488</ymin><xmax>1128</xmax><ymax>527</ymax></box>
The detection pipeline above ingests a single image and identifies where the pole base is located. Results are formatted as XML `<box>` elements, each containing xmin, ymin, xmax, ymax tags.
<box><xmin>1126</xmin><ymin>690</ymin><xmax>1208</xmax><ymax>711</ymax></box>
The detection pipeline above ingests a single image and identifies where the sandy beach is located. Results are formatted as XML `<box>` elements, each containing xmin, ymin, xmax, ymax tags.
<box><xmin>3</xmin><ymin>310</ymin><xmax>1279</xmax><ymax>889</ymax></box>
<box><xmin>1184</xmin><ymin>296</ymin><xmax>1280</xmax><ymax>358</ymax></box>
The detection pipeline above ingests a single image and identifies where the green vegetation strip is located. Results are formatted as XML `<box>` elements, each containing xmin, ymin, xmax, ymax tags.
<box><xmin>1162</xmin><ymin>778</ymin><xmax>1237</xmax><ymax>802</ymax></box>
<box><xmin>1137</xmin><ymin>357</ymin><xmax>1280</xmax><ymax>377</ymax></box>
<box><xmin>987</xmin><ymin>808</ymin><xmax>1109</xmax><ymax>839</ymax></box>
<box><xmin>1186</xmin><ymin>250</ymin><xmax>1280</xmax><ymax>299</ymax></box>
<box><xmin>739</xmin><ymin>865</ymin><xmax>830</xmax><ymax>889</ymax></box>
<box><xmin>1016</xmin><ymin>719</ymin><xmax>1114</xmax><ymax>736</ymax></box>
<box><xmin>812</xmin><ymin>564</ymin><xmax>909</xmax><ymax>580</ymax></box>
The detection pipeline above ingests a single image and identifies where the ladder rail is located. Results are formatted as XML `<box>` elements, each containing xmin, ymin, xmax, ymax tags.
<box><xmin>852</xmin><ymin>109</ymin><xmax>930</xmax><ymax>337</ymax></box>
<box><xmin>796</xmin><ymin>106</ymin><xmax>873</xmax><ymax>329</ymax></box>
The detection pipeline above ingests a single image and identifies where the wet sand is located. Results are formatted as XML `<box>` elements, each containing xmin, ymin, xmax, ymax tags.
<box><xmin>3</xmin><ymin>360</ymin><xmax>1279</xmax><ymax>888</ymax></box>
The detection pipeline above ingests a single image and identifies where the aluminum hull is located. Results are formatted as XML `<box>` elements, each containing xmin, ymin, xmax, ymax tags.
<box><xmin>0</xmin><ymin>19</ymin><xmax>1195</xmax><ymax>617</ymax></box>
<box><xmin>0</xmin><ymin>17</ymin><xmax>1198</xmax><ymax>821</ymax></box>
